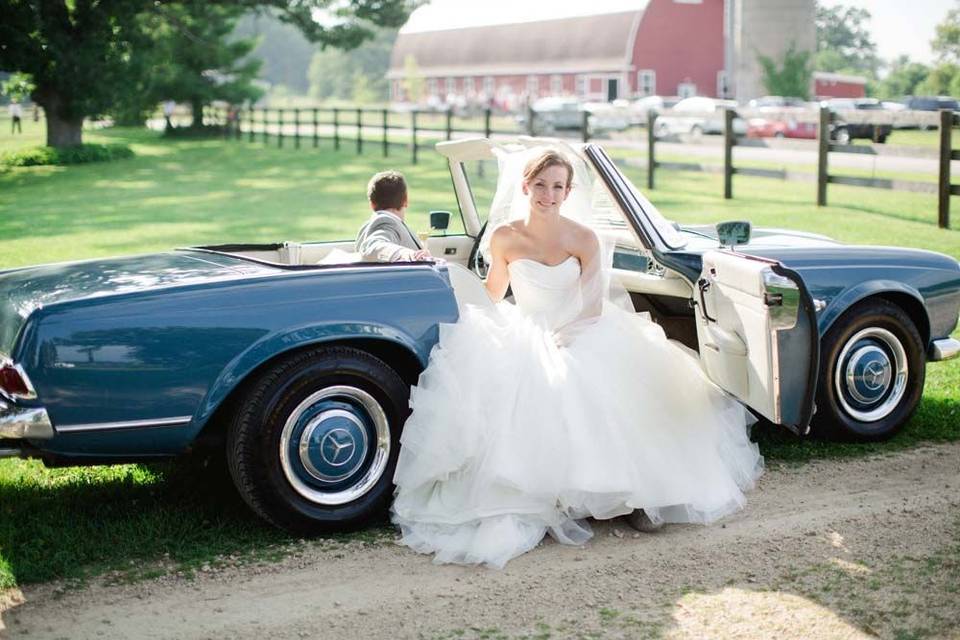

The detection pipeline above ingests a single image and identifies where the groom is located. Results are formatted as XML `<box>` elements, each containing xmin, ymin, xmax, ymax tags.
<box><xmin>356</xmin><ymin>170</ymin><xmax>432</xmax><ymax>262</ymax></box>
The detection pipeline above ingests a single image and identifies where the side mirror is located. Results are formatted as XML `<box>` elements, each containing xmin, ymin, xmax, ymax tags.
<box><xmin>430</xmin><ymin>210</ymin><xmax>451</xmax><ymax>235</ymax></box>
<box><xmin>716</xmin><ymin>220</ymin><xmax>751</xmax><ymax>248</ymax></box>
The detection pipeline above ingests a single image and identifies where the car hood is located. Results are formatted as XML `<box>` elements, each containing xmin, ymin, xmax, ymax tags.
<box><xmin>0</xmin><ymin>250</ymin><xmax>275</xmax><ymax>356</ymax></box>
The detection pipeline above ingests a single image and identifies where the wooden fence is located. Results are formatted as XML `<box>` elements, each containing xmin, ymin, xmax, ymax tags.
<box><xmin>202</xmin><ymin>104</ymin><xmax>956</xmax><ymax>230</ymax></box>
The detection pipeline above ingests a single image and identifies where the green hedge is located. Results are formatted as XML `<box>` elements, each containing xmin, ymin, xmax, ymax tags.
<box><xmin>0</xmin><ymin>143</ymin><xmax>134</xmax><ymax>167</ymax></box>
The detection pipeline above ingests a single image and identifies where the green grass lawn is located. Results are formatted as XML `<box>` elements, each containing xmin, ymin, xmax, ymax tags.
<box><xmin>0</xmin><ymin>126</ymin><xmax>957</xmax><ymax>591</ymax></box>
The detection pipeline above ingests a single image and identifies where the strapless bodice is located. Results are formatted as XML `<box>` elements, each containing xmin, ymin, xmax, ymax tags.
<box><xmin>507</xmin><ymin>256</ymin><xmax>582</xmax><ymax>330</ymax></box>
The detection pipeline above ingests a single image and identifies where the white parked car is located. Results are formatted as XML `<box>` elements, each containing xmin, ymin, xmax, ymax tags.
<box><xmin>654</xmin><ymin>96</ymin><xmax>746</xmax><ymax>138</ymax></box>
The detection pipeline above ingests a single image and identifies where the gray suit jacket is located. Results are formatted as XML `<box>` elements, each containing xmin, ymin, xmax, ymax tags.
<box><xmin>355</xmin><ymin>210</ymin><xmax>423</xmax><ymax>262</ymax></box>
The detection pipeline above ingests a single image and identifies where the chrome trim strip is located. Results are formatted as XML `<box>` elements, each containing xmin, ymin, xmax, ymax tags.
<box><xmin>0</xmin><ymin>400</ymin><xmax>55</xmax><ymax>439</ymax></box>
<box><xmin>930</xmin><ymin>338</ymin><xmax>960</xmax><ymax>362</ymax></box>
<box><xmin>56</xmin><ymin>416</ymin><xmax>192</xmax><ymax>434</ymax></box>
<box><xmin>0</xmin><ymin>448</ymin><xmax>22</xmax><ymax>459</ymax></box>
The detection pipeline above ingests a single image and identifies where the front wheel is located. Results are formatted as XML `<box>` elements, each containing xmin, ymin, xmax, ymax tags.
<box><xmin>227</xmin><ymin>345</ymin><xmax>409</xmax><ymax>534</ymax></box>
<box><xmin>811</xmin><ymin>299</ymin><xmax>925</xmax><ymax>442</ymax></box>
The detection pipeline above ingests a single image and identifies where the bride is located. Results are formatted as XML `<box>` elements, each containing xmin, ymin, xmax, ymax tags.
<box><xmin>391</xmin><ymin>147</ymin><xmax>763</xmax><ymax>569</ymax></box>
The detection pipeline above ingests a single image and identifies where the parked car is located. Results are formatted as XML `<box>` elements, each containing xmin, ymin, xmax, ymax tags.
<box><xmin>746</xmin><ymin>116</ymin><xmax>817</xmax><ymax>139</ymax></box>
<box><xmin>747</xmin><ymin>96</ymin><xmax>809</xmax><ymax>110</ymax></box>
<box><xmin>2</xmin><ymin>138</ymin><xmax>958</xmax><ymax>534</ymax></box>
<box><xmin>902</xmin><ymin>96</ymin><xmax>959</xmax><ymax>130</ymax></box>
<box><xmin>516</xmin><ymin>97</ymin><xmax>584</xmax><ymax>133</ymax></box>
<box><xmin>654</xmin><ymin>96</ymin><xmax>747</xmax><ymax>138</ymax></box>
<box><xmin>583</xmin><ymin>100</ymin><xmax>632</xmax><ymax>133</ymax></box>
<box><xmin>822</xmin><ymin>98</ymin><xmax>894</xmax><ymax>143</ymax></box>
<box><xmin>903</xmin><ymin>95</ymin><xmax>959</xmax><ymax>112</ymax></box>
<box><xmin>629</xmin><ymin>95</ymin><xmax>682</xmax><ymax>123</ymax></box>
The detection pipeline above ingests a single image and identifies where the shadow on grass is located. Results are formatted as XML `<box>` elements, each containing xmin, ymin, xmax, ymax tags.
<box><xmin>755</xmin><ymin>395</ymin><xmax>960</xmax><ymax>464</ymax></box>
<box><xmin>0</xmin><ymin>457</ymin><xmax>289</xmax><ymax>589</ymax></box>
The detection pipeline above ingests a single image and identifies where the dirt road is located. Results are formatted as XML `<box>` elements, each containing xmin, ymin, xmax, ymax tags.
<box><xmin>3</xmin><ymin>443</ymin><xmax>959</xmax><ymax>640</ymax></box>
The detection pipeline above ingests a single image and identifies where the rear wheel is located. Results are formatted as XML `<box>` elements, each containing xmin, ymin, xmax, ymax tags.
<box><xmin>833</xmin><ymin>126</ymin><xmax>851</xmax><ymax>144</ymax></box>
<box><xmin>811</xmin><ymin>300</ymin><xmax>925</xmax><ymax>442</ymax></box>
<box><xmin>227</xmin><ymin>345</ymin><xmax>409</xmax><ymax>534</ymax></box>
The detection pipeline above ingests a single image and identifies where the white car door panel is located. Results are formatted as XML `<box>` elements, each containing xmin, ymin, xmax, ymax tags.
<box><xmin>695</xmin><ymin>250</ymin><xmax>818</xmax><ymax>432</ymax></box>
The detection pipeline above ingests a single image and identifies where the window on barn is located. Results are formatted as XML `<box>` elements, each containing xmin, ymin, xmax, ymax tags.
<box><xmin>527</xmin><ymin>75</ymin><xmax>540</xmax><ymax>97</ymax></box>
<box><xmin>550</xmin><ymin>75</ymin><xmax>563</xmax><ymax>95</ymax></box>
<box><xmin>465</xmin><ymin>77</ymin><xmax>475</xmax><ymax>95</ymax></box>
<box><xmin>576</xmin><ymin>75</ymin><xmax>587</xmax><ymax>97</ymax></box>
<box><xmin>445</xmin><ymin>77</ymin><xmax>456</xmax><ymax>95</ymax></box>
<box><xmin>484</xmin><ymin>76</ymin><xmax>495</xmax><ymax>96</ymax></box>
<box><xmin>677</xmin><ymin>81</ymin><xmax>697</xmax><ymax>98</ymax></box>
<box><xmin>427</xmin><ymin>78</ymin><xmax>438</xmax><ymax>96</ymax></box>
<box><xmin>637</xmin><ymin>70</ymin><xmax>655</xmax><ymax>97</ymax></box>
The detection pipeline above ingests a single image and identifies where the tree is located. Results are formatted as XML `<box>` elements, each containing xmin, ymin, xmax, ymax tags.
<box><xmin>0</xmin><ymin>0</ymin><xmax>415</xmax><ymax>148</ymax></box>
<box><xmin>402</xmin><ymin>54</ymin><xmax>424</xmax><ymax>103</ymax></box>
<box><xmin>875</xmin><ymin>56</ymin><xmax>929</xmax><ymax>99</ymax></box>
<box><xmin>307</xmin><ymin>27</ymin><xmax>397</xmax><ymax>102</ymax></box>
<box><xmin>1</xmin><ymin>72</ymin><xmax>35</xmax><ymax>102</ymax></box>
<box><xmin>148</xmin><ymin>4</ymin><xmax>264</xmax><ymax>127</ymax></box>
<box><xmin>931</xmin><ymin>2</ymin><xmax>960</xmax><ymax>65</ymax></box>
<box><xmin>918</xmin><ymin>2</ymin><xmax>960</xmax><ymax>97</ymax></box>
<box><xmin>814</xmin><ymin>3</ymin><xmax>881</xmax><ymax>78</ymax></box>
<box><xmin>758</xmin><ymin>44</ymin><xmax>812</xmax><ymax>99</ymax></box>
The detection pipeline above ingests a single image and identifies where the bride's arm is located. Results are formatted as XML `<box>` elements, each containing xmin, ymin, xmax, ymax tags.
<box><xmin>574</xmin><ymin>228</ymin><xmax>603</xmax><ymax>320</ymax></box>
<box><xmin>484</xmin><ymin>226</ymin><xmax>512</xmax><ymax>302</ymax></box>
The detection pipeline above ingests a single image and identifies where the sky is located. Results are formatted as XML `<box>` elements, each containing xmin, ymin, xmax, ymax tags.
<box><xmin>402</xmin><ymin>0</ymin><xmax>953</xmax><ymax>65</ymax></box>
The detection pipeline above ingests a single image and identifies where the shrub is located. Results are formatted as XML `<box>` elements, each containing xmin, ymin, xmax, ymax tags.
<box><xmin>0</xmin><ymin>143</ymin><xmax>134</xmax><ymax>167</ymax></box>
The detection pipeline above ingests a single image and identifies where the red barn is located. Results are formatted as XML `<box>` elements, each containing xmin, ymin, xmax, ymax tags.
<box><xmin>388</xmin><ymin>1</ymin><xmax>729</xmax><ymax>108</ymax></box>
<box><xmin>813</xmin><ymin>71</ymin><xmax>867</xmax><ymax>100</ymax></box>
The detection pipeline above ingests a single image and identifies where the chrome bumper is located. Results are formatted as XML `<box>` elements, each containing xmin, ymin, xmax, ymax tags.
<box><xmin>0</xmin><ymin>398</ymin><xmax>55</xmax><ymax>439</ymax></box>
<box><xmin>929</xmin><ymin>337</ymin><xmax>960</xmax><ymax>362</ymax></box>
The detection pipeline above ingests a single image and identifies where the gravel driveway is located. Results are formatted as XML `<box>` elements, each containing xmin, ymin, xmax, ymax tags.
<box><xmin>2</xmin><ymin>442</ymin><xmax>958</xmax><ymax>640</ymax></box>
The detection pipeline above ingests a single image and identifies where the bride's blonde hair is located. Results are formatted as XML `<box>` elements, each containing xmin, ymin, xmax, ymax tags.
<box><xmin>522</xmin><ymin>150</ymin><xmax>574</xmax><ymax>189</ymax></box>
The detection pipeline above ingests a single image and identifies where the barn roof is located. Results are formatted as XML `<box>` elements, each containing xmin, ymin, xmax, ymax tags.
<box><xmin>387</xmin><ymin>10</ymin><xmax>644</xmax><ymax>79</ymax></box>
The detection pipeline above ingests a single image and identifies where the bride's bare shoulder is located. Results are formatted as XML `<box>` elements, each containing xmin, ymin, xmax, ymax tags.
<box><xmin>560</xmin><ymin>218</ymin><xmax>599</xmax><ymax>250</ymax></box>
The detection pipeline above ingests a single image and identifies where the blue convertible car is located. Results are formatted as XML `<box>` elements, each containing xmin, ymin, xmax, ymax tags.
<box><xmin>2</xmin><ymin>138</ymin><xmax>958</xmax><ymax>533</ymax></box>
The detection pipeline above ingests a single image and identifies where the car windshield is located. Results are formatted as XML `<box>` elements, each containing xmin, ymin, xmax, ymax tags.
<box><xmin>618</xmin><ymin>172</ymin><xmax>688</xmax><ymax>249</ymax></box>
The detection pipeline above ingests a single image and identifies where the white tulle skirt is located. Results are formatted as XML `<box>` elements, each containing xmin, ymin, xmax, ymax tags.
<box><xmin>391</xmin><ymin>302</ymin><xmax>763</xmax><ymax>569</ymax></box>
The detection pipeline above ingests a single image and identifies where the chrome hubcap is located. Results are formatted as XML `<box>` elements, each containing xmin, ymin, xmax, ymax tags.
<box><xmin>834</xmin><ymin>328</ymin><xmax>907</xmax><ymax>422</ymax></box>
<box><xmin>280</xmin><ymin>385</ymin><xmax>390</xmax><ymax>506</ymax></box>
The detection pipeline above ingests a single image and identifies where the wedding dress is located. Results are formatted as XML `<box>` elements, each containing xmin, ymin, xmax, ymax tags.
<box><xmin>391</xmin><ymin>253</ymin><xmax>764</xmax><ymax>569</ymax></box>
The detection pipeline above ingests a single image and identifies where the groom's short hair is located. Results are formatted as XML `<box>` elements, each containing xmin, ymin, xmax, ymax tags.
<box><xmin>368</xmin><ymin>171</ymin><xmax>407</xmax><ymax>210</ymax></box>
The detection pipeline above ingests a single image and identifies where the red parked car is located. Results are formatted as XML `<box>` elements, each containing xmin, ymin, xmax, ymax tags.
<box><xmin>746</xmin><ymin>117</ymin><xmax>817</xmax><ymax>139</ymax></box>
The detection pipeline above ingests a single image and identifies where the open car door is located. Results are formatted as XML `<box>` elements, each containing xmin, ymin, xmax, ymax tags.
<box><xmin>694</xmin><ymin>250</ymin><xmax>819</xmax><ymax>434</ymax></box>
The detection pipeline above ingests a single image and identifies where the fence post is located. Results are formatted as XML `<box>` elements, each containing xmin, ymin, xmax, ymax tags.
<box><xmin>294</xmin><ymin>108</ymin><xmax>300</xmax><ymax>149</ymax></box>
<box><xmin>411</xmin><ymin>110</ymin><xmax>418</xmax><ymax>165</ymax></box>
<box><xmin>939</xmin><ymin>109</ymin><xmax>953</xmax><ymax>229</ymax></box>
<box><xmin>484</xmin><ymin>107</ymin><xmax>492</xmax><ymax>139</ymax></box>
<box><xmin>581</xmin><ymin>109</ymin><xmax>590</xmax><ymax>143</ymax></box>
<box><xmin>235</xmin><ymin>107</ymin><xmax>242</xmax><ymax>140</ymax></box>
<box><xmin>647</xmin><ymin>111</ymin><xmax>656</xmax><ymax>190</ymax></box>
<box><xmin>445</xmin><ymin>107</ymin><xmax>453</xmax><ymax>141</ymax></box>
<box><xmin>723</xmin><ymin>109</ymin><xmax>735</xmax><ymax>200</ymax></box>
<box><xmin>382</xmin><ymin>108</ymin><xmax>389</xmax><ymax>157</ymax></box>
<box><xmin>222</xmin><ymin>107</ymin><xmax>230</xmax><ymax>140</ymax></box>
<box><xmin>312</xmin><ymin>108</ymin><xmax>319</xmax><ymax>148</ymax></box>
<box><xmin>333</xmin><ymin>107</ymin><xmax>340</xmax><ymax>151</ymax></box>
<box><xmin>262</xmin><ymin>109</ymin><xmax>268</xmax><ymax>144</ymax></box>
<box><xmin>277</xmin><ymin>108</ymin><xmax>284</xmax><ymax>148</ymax></box>
<box><xmin>817</xmin><ymin>106</ymin><xmax>829</xmax><ymax>206</ymax></box>
<box><xmin>356</xmin><ymin>108</ymin><xmax>363</xmax><ymax>154</ymax></box>
<box><xmin>526</xmin><ymin>103</ymin><xmax>535</xmax><ymax>136</ymax></box>
<box><xmin>248</xmin><ymin>108</ymin><xmax>254</xmax><ymax>143</ymax></box>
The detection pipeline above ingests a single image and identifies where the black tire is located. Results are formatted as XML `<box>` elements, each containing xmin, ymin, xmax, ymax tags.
<box><xmin>810</xmin><ymin>299</ymin><xmax>925</xmax><ymax>442</ymax></box>
<box><xmin>877</xmin><ymin>133</ymin><xmax>888</xmax><ymax>144</ymax></box>
<box><xmin>833</xmin><ymin>126</ymin><xmax>851</xmax><ymax>144</ymax></box>
<box><xmin>227</xmin><ymin>345</ymin><xmax>409</xmax><ymax>534</ymax></box>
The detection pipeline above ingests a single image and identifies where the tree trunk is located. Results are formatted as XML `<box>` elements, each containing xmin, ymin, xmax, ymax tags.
<box><xmin>35</xmin><ymin>88</ymin><xmax>84</xmax><ymax>148</ymax></box>
<box><xmin>191</xmin><ymin>96</ymin><xmax>204</xmax><ymax>128</ymax></box>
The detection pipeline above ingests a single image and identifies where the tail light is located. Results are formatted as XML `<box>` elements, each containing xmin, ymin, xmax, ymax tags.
<box><xmin>0</xmin><ymin>360</ymin><xmax>36</xmax><ymax>400</ymax></box>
